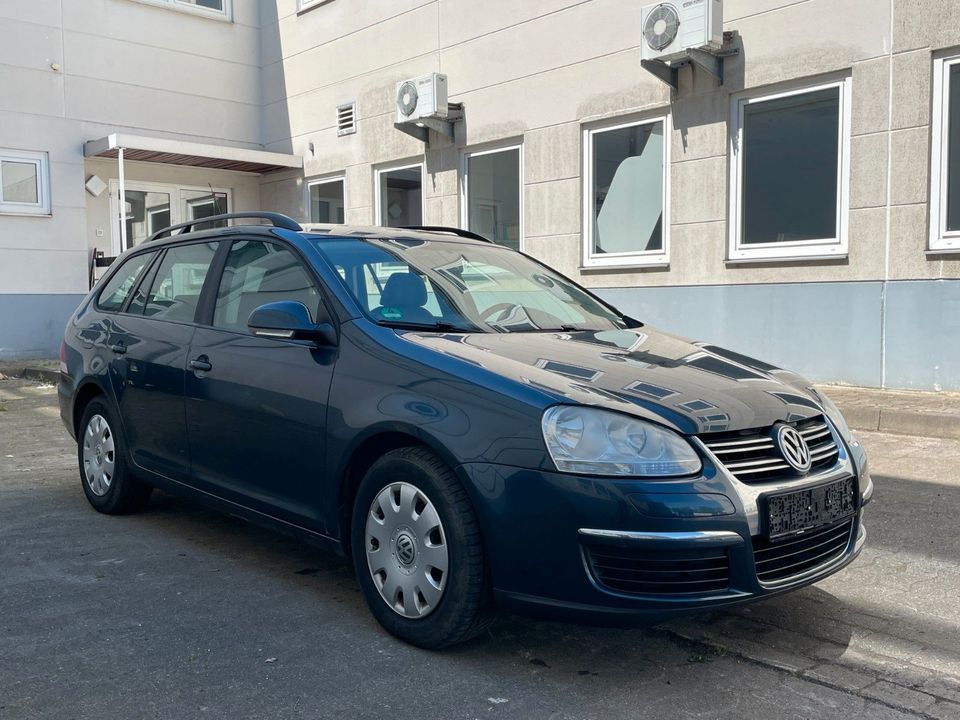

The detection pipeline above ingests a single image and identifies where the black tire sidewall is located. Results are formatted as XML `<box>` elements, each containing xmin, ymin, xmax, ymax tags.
<box><xmin>350</xmin><ymin>449</ymin><xmax>486</xmax><ymax>648</ymax></box>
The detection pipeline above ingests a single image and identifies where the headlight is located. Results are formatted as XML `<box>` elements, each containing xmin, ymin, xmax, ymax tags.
<box><xmin>808</xmin><ymin>387</ymin><xmax>853</xmax><ymax>441</ymax></box>
<box><xmin>541</xmin><ymin>406</ymin><xmax>702</xmax><ymax>477</ymax></box>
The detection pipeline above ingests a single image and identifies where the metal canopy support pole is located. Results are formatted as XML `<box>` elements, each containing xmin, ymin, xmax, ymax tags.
<box><xmin>117</xmin><ymin>146</ymin><xmax>127</xmax><ymax>253</ymax></box>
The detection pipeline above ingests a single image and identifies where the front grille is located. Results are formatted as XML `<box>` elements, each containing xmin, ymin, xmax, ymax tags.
<box><xmin>752</xmin><ymin>518</ymin><xmax>854</xmax><ymax>583</ymax></box>
<box><xmin>701</xmin><ymin>415</ymin><xmax>840</xmax><ymax>483</ymax></box>
<box><xmin>584</xmin><ymin>544</ymin><xmax>730</xmax><ymax>596</ymax></box>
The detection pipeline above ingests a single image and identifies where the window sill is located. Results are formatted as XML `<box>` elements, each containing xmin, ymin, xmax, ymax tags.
<box><xmin>579</xmin><ymin>260</ymin><xmax>670</xmax><ymax>272</ymax></box>
<box><xmin>926</xmin><ymin>246</ymin><xmax>960</xmax><ymax>256</ymax></box>
<box><xmin>0</xmin><ymin>209</ymin><xmax>51</xmax><ymax>217</ymax></box>
<box><xmin>128</xmin><ymin>0</ymin><xmax>232</xmax><ymax>23</ymax></box>
<box><xmin>725</xmin><ymin>252</ymin><xmax>848</xmax><ymax>265</ymax></box>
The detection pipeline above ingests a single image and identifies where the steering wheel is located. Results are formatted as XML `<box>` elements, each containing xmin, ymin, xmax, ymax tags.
<box><xmin>479</xmin><ymin>302</ymin><xmax>520</xmax><ymax>324</ymax></box>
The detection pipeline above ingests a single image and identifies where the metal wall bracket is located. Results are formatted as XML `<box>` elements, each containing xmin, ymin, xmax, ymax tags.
<box><xmin>394</xmin><ymin>102</ymin><xmax>464</xmax><ymax>144</ymax></box>
<box><xmin>640</xmin><ymin>40</ymin><xmax>740</xmax><ymax>90</ymax></box>
<box><xmin>640</xmin><ymin>58</ymin><xmax>682</xmax><ymax>90</ymax></box>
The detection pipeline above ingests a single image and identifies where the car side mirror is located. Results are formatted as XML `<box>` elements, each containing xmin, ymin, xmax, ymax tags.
<box><xmin>247</xmin><ymin>301</ymin><xmax>338</xmax><ymax>346</ymax></box>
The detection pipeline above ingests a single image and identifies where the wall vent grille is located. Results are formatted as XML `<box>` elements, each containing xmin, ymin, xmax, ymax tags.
<box><xmin>337</xmin><ymin>102</ymin><xmax>356</xmax><ymax>136</ymax></box>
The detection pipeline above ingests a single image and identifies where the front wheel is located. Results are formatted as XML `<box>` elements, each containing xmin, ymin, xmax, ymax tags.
<box><xmin>351</xmin><ymin>447</ymin><xmax>494</xmax><ymax>648</ymax></box>
<box><xmin>78</xmin><ymin>398</ymin><xmax>152</xmax><ymax>514</ymax></box>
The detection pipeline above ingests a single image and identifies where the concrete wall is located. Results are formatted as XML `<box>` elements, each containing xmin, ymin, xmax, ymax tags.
<box><xmin>257</xmin><ymin>0</ymin><xmax>960</xmax><ymax>389</ymax></box>
<box><xmin>0</xmin><ymin>0</ymin><xmax>264</xmax><ymax>357</ymax></box>
<box><xmin>2</xmin><ymin>0</ymin><xmax>959</xmax><ymax>386</ymax></box>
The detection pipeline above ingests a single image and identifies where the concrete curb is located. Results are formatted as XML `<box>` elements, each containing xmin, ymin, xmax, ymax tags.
<box><xmin>836</xmin><ymin>403</ymin><xmax>960</xmax><ymax>441</ymax></box>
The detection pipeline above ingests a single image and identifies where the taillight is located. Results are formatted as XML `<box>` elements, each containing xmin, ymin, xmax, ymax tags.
<box><xmin>59</xmin><ymin>340</ymin><xmax>68</xmax><ymax>375</ymax></box>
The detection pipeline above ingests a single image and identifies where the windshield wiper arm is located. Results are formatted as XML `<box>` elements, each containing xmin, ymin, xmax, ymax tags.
<box><xmin>375</xmin><ymin>319</ymin><xmax>477</xmax><ymax>333</ymax></box>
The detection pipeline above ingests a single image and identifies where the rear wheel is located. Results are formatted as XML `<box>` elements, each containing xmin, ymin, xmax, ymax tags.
<box><xmin>78</xmin><ymin>399</ymin><xmax>152</xmax><ymax>514</ymax></box>
<box><xmin>351</xmin><ymin>447</ymin><xmax>494</xmax><ymax>648</ymax></box>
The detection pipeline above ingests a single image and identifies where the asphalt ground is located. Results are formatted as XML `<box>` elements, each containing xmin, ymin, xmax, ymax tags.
<box><xmin>2</xmin><ymin>376</ymin><xmax>959</xmax><ymax>720</ymax></box>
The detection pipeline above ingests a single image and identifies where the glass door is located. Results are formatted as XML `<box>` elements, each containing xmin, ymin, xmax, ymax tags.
<box><xmin>109</xmin><ymin>180</ymin><xmax>231</xmax><ymax>253</ymax></box>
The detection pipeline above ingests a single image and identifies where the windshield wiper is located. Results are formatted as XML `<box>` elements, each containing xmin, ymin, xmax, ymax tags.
<box><xmin>375</xmin><ymin>319</ymin><xmax>477</xmax><ymax>333</ymax></box>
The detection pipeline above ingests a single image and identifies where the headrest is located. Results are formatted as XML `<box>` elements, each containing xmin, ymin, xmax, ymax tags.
<box><xmin>380</xmin><ymin>272</ymin><xmax>427</xmax><ymax>308</ymax></box>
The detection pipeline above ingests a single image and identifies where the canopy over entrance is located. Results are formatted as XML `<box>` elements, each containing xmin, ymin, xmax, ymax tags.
<box><xmin>84</xmin><ymin>133</ymin><xmax>302</xmax><ymax>174</ymax></box>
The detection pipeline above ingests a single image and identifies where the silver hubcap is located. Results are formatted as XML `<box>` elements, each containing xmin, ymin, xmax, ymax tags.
<box><xmin>365</xmin><ymin>482</ymin><xmax>448</xmax><ymax>619</ymax></box>
<box><xmin>82</xmin><ymin>414</ymin><xmax>116</xmax><ymax>497</ymax></box>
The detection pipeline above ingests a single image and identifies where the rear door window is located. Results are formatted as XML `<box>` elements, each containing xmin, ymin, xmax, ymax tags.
<box><xmin>136</xmin><ymin>242</ymin><xmax>218</xmax><ymax>323</ymax></box>
<box><xmin>96</xmin><ymin>252</ymin><xmax>157</xmax><ymax>312</ymax></box>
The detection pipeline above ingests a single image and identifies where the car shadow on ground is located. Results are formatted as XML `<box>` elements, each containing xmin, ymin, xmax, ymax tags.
<box><xmin>57</xmin><ymin>460</ymin><xmax>960</xmax><ymax>694</ymax></box>
<box><xmin>131</xmin><ymin>490</ymin><xmax>860</xmax><ymax>669</ymax></box>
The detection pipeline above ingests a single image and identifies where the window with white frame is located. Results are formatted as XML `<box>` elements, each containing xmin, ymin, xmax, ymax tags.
<box><xmin>375</xmin><ymin>163</ymin><xmax>423</xmax><ymax>228</ymax></box>
<box><xmin>729</xmin><ymin>79</ymin><xmax>850</xmax><ymax>261</ymax></box>
<box><xmin>931</xmin><ymin>54</ymin><xmax>960</xmax><ymax>252</ymax></box>
<box><xmin>131</xmin><ymin>0</ymin><xmax>231</xmax><ymax>20</ymax></box>
<box><xmin>462</xmin><ymin>145</ymin><xmax>522</xmax><ymax>251</ymax></box>
<box><xmin>0</xmin><ymin>149</ymin><xmax>50</xmax><ymax>216</ymax></box>
<box><xmin>583</xmin><ymin>116</ymin><xmax>669</xmax><ymax>268</ymax></box>
<box><xmin>298</xmin><ymin>0</ymin><xmax>331</xmax><ymax>11</ymax></box>
<box><xmin>308</xmin><ymin>177</ymin><xmax>345</xmax><ymax>224</ymax></box>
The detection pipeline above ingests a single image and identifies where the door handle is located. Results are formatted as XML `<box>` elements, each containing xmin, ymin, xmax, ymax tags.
<box><xmin>109</xmin><ymin>343</ymin><xmax>127</xmax><ymax>355</ymax></box>
<box><xmin>189</xmin><ymin>356</ymin><xmax>212</xmax><ymax>372</ymax></box>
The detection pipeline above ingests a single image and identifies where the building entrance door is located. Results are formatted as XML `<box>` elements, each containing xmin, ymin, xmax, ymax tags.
<box><xmin>108</xmin><ymin>180</ymin><xmax>230</xmax><ymax>254</ymax></box>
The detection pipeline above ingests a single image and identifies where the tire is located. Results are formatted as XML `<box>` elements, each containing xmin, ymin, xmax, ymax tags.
<box><xmin>77</xmin><ymin>398</ymin><xmax>152</xmax><ymax>514</ymax></box>
<box><xmin>351</xmin><ymin>446</ymin><xmax>494</xmax><ymax>648</ymax></box>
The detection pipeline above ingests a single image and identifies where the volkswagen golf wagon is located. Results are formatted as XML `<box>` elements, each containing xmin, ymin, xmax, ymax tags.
<box><xmin>59</xmin><ymin>212</ymin><xmax>872</xmax><ymax>648</ymax></box>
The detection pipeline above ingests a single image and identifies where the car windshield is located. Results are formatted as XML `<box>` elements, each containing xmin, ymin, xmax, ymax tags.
<box><xmin>310</xmin><ymin>236</ymin><xmax>634</xmax><ymax>333</ymax></box>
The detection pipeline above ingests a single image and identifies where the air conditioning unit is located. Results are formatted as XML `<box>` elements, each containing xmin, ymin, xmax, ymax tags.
<box><xmin>395</xmin><ymin>73</ymin><xmax>448</xmax><ymax>124</ymax></box>
<box><xmin>640</xmin><ymin>0</ymin><xmax>723</xmax><ymax>62</ymax></box>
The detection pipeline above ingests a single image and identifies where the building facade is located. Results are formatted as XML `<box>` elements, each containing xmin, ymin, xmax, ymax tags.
<box><xmin>1</xmin><ymin>0</ymin><xmax>958</xmax><ymax>390</ymax></box>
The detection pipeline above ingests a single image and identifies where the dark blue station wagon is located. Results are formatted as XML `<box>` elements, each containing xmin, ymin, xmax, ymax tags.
<box><xmin>60</xmin><ymin>212</ymin><xmax>872</xmax><ymax>648</ymax></box>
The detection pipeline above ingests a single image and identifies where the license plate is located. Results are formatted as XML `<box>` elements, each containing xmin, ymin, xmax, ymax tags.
<box><xmin>766</xmin><ymin>478</ymin><xmax>855</xmax><ymax>540</ymax></box>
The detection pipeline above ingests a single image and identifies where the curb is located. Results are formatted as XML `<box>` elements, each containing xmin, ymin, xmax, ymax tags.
<box><xmin>20</xmin><ymin>367</ymin><xmax>61</xmax><ymax>385</ymax></box>
<box><xmin>829</xmin><ymin>402</ymin><xmax>960</xmax><ymax>441</ymax></box>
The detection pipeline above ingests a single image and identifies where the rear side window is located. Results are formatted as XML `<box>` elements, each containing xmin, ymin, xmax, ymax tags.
<box><xmin>96</xmin><ymin>252</ymin><xmax>156</xmax><ymax>312</ymax></box>
<box><xmin>213</xmin><ymin>240</ymin><xmax>320</xmax><ymax>332</ymax></box>
<box><xmin>137</xmin><ymin>242</ymin><xmax>218</xmax><ymax>322</ymax></box>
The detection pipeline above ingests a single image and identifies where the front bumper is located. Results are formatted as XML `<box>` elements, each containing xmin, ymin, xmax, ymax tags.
<box><xmin>457</xmin><ymin>432</ymin><xmax>870</xmax><ymax>623</ymax></box>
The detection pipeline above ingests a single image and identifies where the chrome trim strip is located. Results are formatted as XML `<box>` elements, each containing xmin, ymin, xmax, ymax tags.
<box><xmin>578</xmin><ymin>528</ymin><xmax>744</xmax><ymax>547</ymax></box>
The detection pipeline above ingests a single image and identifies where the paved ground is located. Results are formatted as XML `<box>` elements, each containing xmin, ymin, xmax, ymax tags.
<box><xmin>2</xmin><ymin>377</ymin><xmax>959</xmax><ymax>720</ymax></box>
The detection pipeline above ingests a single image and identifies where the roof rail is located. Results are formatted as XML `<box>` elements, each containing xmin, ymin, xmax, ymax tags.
<box><xmin>148</xmin><ymin>212</ymin><xmax>302</xmax><ymax>241</ymax></box>
<box><xmin>401</xmin><ymin>225</ymin><xmax>493</xmax><ymax>243</ymax></box>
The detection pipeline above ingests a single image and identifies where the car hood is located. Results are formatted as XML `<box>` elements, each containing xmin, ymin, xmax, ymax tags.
<box><xmin>400</xmin><ymin>326</ymin><xmax>824</xmax><ymax>435</ymax></box>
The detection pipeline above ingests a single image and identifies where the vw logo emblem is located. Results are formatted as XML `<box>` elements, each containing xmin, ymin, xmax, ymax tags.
<box><xmin>395</xmin><ymin>532</ymin><xmax>416</xmax><ymax>566</ymax></box>
<box><xmin>775</xmin><ymin>424</ymin><xmax>812</xmax><ymax>473</ymax></box>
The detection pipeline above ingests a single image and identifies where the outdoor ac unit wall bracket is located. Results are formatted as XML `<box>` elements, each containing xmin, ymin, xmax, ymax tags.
<box><xmin>394</xmin><ymin>103</ymin><xmax>464</xmax><ymax>145</ymax></box>
<box><xmin>641</xmin><ymin>32</ymin><xmax>740</xmax><ymax>91</ymax></box>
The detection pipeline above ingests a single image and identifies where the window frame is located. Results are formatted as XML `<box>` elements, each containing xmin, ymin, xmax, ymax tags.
<box><xmin>374</xmin><ymin>160</ymin><xmax>426</xmax><ymax>228</ymax></box>
<box><xmin>297</xmin><ymin>0</ymin><xmax>333</xmax><ymax>13</ymax></box>
<box><xmin>460</xmin><ymin>142</ymin><xmax>524</xmax><ymax>252</ymax></box>
<box><xmin>581</xmin><ymin>114</ymin><xmax>671</xmax><ymax>269</ymax></box>
<box><xmin>0</xmin><ymin>149</ymin><xmax>51</xmax><ymax>216</ymax></box>
<box><xmin>305</xmin><ymin>175</ymin><xmax>346</xmax><ymax>225</ymax></box>
<box><xmin>728</xmin><ymin>78</ymin><xmax>852</xmax><ymax>263</ymax></box>
<box><xmin>129</xmin><ymin>0</ymin><xmax>232</xmax><ymax>21</ymax></box>
<box><xmin>931</xmin><ymin>53</ymin><xmax>960</xmax><ymax>253</ymax></box>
